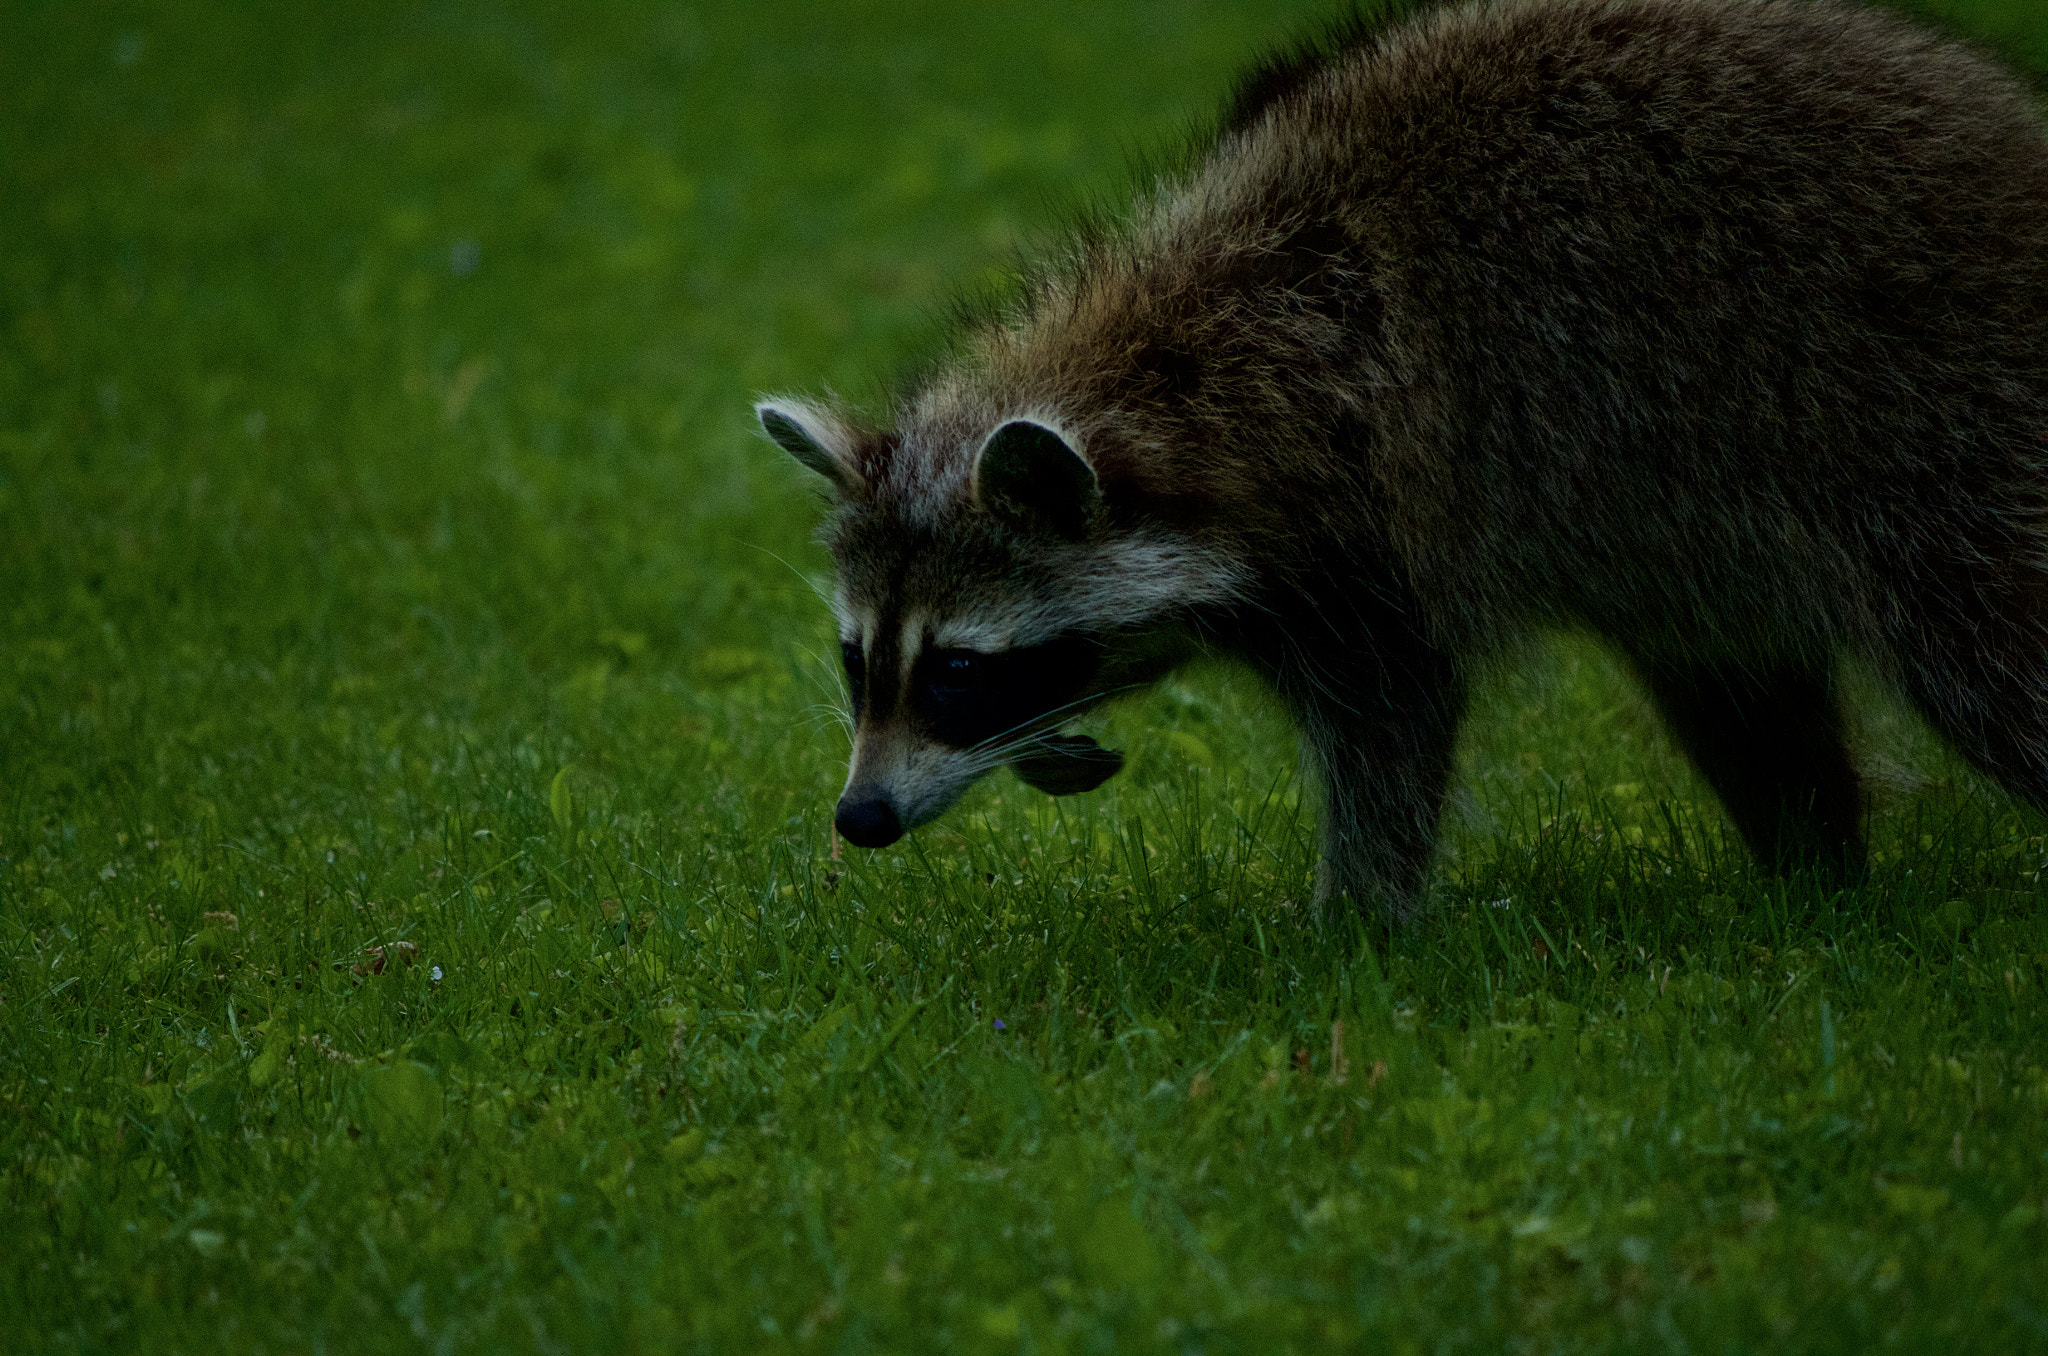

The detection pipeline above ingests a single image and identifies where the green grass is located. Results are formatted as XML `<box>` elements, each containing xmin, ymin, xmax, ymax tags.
<box><xmin>4</xmin><ymin>1</ymin><xmax>2047</xmax><ymax>1351</ymax></box>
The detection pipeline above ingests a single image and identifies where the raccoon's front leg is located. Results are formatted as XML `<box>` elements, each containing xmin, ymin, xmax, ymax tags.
<box><xmin>1249</xmin><ymin>597</ymin><xmax>1466</xmax><ymax>925</ymax></box>
<box><xmin>1295</xmin><ymin>677</ymin><xmax>1465</xmax><ymax>924</ymax></box>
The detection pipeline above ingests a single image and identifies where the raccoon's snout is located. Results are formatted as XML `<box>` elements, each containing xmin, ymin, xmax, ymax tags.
<box><xmin>835</xmin><ymin>795</ymin><xmax>904</xmax><ymax>849</ymax></box>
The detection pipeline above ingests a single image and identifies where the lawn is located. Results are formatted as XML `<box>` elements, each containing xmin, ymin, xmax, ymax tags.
<box><xmin>4</xmin><ymin>1</ymin><xmax>2046</xmax><ymax>1351</ymax></box>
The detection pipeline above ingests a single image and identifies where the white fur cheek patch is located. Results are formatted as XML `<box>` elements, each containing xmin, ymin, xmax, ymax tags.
<box><xmin>918</xmin><ymin>538</ymin><xmax>1246</xmax><ymax>654</ymax></box>
<box><xmin>832</xmin><ymin>586</ymin><xmax>873</xmax><ymax>650</ymax></box>
<box><xmin>933</xmin><ymin>614</ymin><xmax>1022</xmax><ymax>652</ymax></box>
<box><xmin>842</xmin><ymin>723</ymin><xmax>990</xmax><ymax>827</ymax></box>
<box><xmin>995</xmin><ymin>537</ymin><xmax>1252</xmax><ymax>647</ymax></box>
<box><xmin>897</xmin><ymin>617</ymin><xmax>925</xmax><ymax>686</ymax></box>
<box><xmin>888</xmin><ymin>743</ymin><xmax>992</xmax><ymax>831</ymax></box>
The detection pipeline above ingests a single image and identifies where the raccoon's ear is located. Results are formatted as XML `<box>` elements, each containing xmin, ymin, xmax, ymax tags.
<box><xmin>756</xmin><ymin>398</ymin><xmax>862</xmax><ymax>498</ymax></box>
<box><xmin>972</xmin><ymin>419</ymin><xmax>1100</xmax><ymax>540</ymax></box>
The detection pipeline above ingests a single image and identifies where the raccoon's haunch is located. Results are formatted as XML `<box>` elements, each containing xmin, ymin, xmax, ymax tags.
<box><xmin>761</xmin><ymin>0</ymin><xmax>2048</xmax><ymax>923</ymax></box>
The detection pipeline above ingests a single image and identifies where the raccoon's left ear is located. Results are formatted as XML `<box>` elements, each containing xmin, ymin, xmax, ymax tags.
<box><xmin>972</xmin><ymin>419</ymin><xmax>1100</xmax><ymax>541</ymax></box>
<box><xmin>756</xmin><ymin>398</ymin><xmax>863</xmax><ymax>498</ymax></box>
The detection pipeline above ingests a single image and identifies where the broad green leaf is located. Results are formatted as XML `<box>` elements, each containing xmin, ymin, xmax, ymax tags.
<box><xmin>549</xmin><ymin>766</ymin><xmax>574</xmax><ymax>830</ymax></box>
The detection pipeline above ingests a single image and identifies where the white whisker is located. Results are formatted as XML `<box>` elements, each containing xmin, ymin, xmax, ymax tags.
<box><xmin>962</xmin><ymin>681</ymin><xmax>1147</xmax><ymax>760</ymax></box>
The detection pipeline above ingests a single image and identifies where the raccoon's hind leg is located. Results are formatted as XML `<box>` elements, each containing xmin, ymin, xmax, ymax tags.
<box><xmin>1635</xmin><ymin>659</ymin><xmax>1866</xmax><ymax>882</ymax></box>
<box><xmin>1888</xmin><ymin>575</ymin><xmax>2048</xmax><ymax>814</ymax></box>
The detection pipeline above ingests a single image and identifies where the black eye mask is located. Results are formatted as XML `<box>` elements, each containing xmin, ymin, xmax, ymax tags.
<box><xmin>904</xmin><ymin>632</ymin><xmax>1125</xmax><ymax>795</ymax></box>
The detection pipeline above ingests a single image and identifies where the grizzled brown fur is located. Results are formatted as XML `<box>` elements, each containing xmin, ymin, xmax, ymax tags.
<box><xmin>759</xmin><ymin>0</ymin><xmax>2048</xmax><ymax>921</ymax></box>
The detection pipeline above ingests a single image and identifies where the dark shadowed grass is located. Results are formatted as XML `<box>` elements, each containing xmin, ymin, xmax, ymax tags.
<box><xmin>4</xmin><ymin>1</ymin><xmax>2046</xmax><ymax>1351</ymax></box>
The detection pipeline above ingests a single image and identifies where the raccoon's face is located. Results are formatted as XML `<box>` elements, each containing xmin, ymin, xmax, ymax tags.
<box><xmin>826</xmin><ymin>602</ymin><xmax>1120</xmax><ymax>847</ymax></box>
<box><xmin>757</xmin><ymin>398</ymin><xmax>1229</xmax><ymax>849</ymax></box>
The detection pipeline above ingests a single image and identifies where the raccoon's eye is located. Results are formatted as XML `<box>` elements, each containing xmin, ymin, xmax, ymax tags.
<box><xmin>922</xmin><ymin>649</ymin><xmax>989</xmax><ymax>701</ymax></box>
<box><xmin>840</xmin><ymin>641</ymin><xmax>866</xmax><ymax>714</ymax></box>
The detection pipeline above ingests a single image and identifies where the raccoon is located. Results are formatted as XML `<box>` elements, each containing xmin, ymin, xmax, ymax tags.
<box><xmin>757</xmin><ymin>0</ymin><xmax>2048</xmax><ymax>922</ymax></box>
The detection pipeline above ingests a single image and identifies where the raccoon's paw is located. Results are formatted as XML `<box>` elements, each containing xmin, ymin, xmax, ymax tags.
<box><xmin>1313</xmin><ymin>858</ymin><xmax>1430</xmax><ymax>929</ymax></box>
<box><xmin>1010</xmin><ymin>736</ymin><xmax>1124</xmax><ymax>796</ymax></box>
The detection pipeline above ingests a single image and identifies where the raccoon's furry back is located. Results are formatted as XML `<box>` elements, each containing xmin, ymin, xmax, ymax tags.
<box><xmin>922</xmin><ymin>0</ymin><xmax>2048</xmax><ymax>664</ymax></box>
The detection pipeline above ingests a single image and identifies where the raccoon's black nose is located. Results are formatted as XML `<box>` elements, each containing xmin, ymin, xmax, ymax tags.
<box><xmin>835</xmin><ymin>796</ymin><xmax>904</xmax><ymax>849</ymax></box>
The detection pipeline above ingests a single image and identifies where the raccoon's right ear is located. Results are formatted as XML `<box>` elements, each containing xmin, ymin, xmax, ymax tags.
<box><xmin>972</xmin><ymin>419</ymin><xmax>1100</xmax><ymax>541</ymax></box>
<box><xmin>756</xmin><ymin>398</ymin><xmax>863</xmax><ymax>498</ymax></box>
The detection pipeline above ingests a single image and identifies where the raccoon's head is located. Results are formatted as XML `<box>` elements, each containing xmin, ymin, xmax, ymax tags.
<box><xmin>756</xmin><ymin>394</ymin><xmax>1241</xmax><ymax>849</ymax></box>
